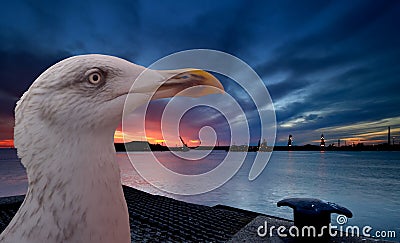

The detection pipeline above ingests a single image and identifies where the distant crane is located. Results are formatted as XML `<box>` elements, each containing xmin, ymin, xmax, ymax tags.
<box><xmin>179</xmin><ymin>136</ymin><xmax>188</xmax><ymax>147</ymax></box>
<box><xmin>179</xmin><ymin>136</ymin><xmax>198</xmax><ymax>150</ymax></box>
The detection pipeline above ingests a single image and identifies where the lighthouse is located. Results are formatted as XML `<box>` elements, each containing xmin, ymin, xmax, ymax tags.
<box><xmin>320</xmin><ymin>134</ymin><xmax>325</xmax><ymax>147</ymax></box>
<box><xmin>288</xmin><ymin>135</ymin><xmax>293</xmax><ymax>147</ymax></box>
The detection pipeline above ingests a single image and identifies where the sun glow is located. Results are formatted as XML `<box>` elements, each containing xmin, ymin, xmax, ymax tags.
<box><xmin>114</xmin><ymin>129</ymin><xmax>141</xmax><ymax>143</ymax></box>
<box><xmin>0</xmin><ymin>139</ymin><xmax>14</xmax><ymax>148</ymax></box>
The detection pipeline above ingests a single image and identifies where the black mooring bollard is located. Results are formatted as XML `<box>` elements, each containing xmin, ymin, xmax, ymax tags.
<box><xmin>277</xmin><ymin>198</ymin><xmax>352</xmax><ymax>239</ymax></box>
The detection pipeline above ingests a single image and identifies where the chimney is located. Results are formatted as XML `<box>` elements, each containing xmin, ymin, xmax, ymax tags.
<box><xmin>388</xmin><ymin>126</ymin><xmax>391</xmax><ymax>145</ymax></box>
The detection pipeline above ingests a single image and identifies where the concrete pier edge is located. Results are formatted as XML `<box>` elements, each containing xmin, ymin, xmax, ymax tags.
<box><xmin>0</xmin><ymin>186</ymin><xmax>395</xmax><ymax>242</ymax></box>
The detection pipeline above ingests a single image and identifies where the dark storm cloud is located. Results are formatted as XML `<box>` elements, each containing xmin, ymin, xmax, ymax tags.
<box><xmin>1</xmin><ymin>0</ymin><xmax>141</xmax><ymax>57</ymax></box>
<box><xmin>0</xmin><ymin>50</ymin><xmax>70</xmax><ymax>96</ymax></box>
<box><xmin>134</xmin><ymin>0</ymin><xmax>333</xmax><ymax>62</ymax></box>
<box><xmin>255</xmin><ymin>0</ymin><xmax>399</xmax><ymax>84</ymax></box>
<box><xmin>276</xmin><ymin>57</ymin><xmax>400</xmax><ymax>126</ymax></box>
<box><xmin>268</xmin><ymin>78</ymin><xmax>311</xmax><ymax>101</ymax></box>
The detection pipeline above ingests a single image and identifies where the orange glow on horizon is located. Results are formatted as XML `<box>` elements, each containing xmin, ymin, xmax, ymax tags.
<box><xmin>189</xmin><ymin>139</ymin><xmax>200</xmax><ymax>145</ymax></box>
<box><xmin>114</xmin><ymin>128</ymin><xmax>181</xmax><ymax>145</ymax></box>
<box><xmin>0</xmin><ymin>139</ymin><xmax>14</xmax><ymax>148</ymax></box>
<box><xmin>113</xmin><ymin>129</ymin><xmax>146</xmax><ymax>144</ymax></box>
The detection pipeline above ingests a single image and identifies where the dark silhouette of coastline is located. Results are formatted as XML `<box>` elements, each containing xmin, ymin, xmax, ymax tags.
<box><xmin>114</xmin><ymin>141</ymin><xmax>231</xmax><ymax>152</ymax></box>
<box><xmin>114</xmin><ymin>142</ymin><xmax>400</xmax><ymax>152</ymax></box>
<box><xmin>273</xmin><ymin>143</ymin><xmax>400</xmax><ymax>151</ymax></box>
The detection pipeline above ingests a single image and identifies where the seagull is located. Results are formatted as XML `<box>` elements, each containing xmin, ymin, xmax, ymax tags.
<box><xmin>0</xmin><ymin>54</ymin><xmax>223</xmax><ymax>243</ymax></box>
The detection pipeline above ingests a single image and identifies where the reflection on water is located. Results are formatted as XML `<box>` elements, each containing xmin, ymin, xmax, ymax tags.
<box><xmin>118</xmin><ymin>151</ymin><xmax>400</xmax><ymax>236</ymax></box>
<box><xmin>0</xmin><ymin>149</ymin><xmax>27</xmax><ymax>196</ymax></box>
<box><xmin>1</xmin><ymin>149</ymin><xmax>399</xmax><ymax>236</ymax></box>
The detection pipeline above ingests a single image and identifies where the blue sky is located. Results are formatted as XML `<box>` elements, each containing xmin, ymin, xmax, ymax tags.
<box><xmin>0</xmin><ymin>0</ymin><xmax>399</xmax><ymax>146</ymax></box>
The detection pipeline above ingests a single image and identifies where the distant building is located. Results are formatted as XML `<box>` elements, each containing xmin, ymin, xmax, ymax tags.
<box><xmin>388</xmin><ymin>126</ymin><xmax>391</xmax><ymax>145</ymax></box>
<box><xmin>288</xmin><ymin>135</ymin><xmax>293</xmax><ymax>146</ymax></box>
<box><xmin>258</xmin><ymin>138</ymin><xmax>268</xmax><ymax>152</ymax></box>
<box><xmin>125</xmin><ymin>141</ymin><xmax>151</xmax><ymax>151</ymax></box>
<box><xmin>320</xmin><ymin>134</ymin><xmax>325</xmax><ymax>147</ymax></box>
<box><xmin>229</xmin><ymin>144</ymin><xmax>249</xmax><ymax>152</ymax></box>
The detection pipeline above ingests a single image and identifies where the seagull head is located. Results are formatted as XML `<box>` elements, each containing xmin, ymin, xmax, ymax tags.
<box><xmin>16</xmin><ymin>54</ymin><xmax>223</xmax><ymax>130</ymax></box>
<box><xmin>14</xmin><ymin>54</ymin><xmax>223</xmax><ymax>161</ymax></box>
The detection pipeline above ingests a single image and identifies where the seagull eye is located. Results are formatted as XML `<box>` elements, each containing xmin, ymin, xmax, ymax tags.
<box><xmin>88</xmin><ymin>72</ymin><xmax>102</xmax><ymax>84</ymax></box>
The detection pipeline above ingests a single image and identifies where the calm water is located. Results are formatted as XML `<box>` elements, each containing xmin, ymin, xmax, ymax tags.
<box><xmin>1</xmin><ymin>149</ymin><xmax>399</xmax><ymax>238</ymax></box>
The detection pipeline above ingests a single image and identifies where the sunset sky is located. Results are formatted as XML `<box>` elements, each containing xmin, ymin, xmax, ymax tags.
<box><xmin>0</xmin><ymin>0</ymin><xmax>399</xmax><ymax>147</ymax></box>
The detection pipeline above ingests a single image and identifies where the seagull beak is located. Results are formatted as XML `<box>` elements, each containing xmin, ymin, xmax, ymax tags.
<box><xmin>153</xmin><ymin>68</ymin><xmax>224</xmax><ymax>99</ymax></box>
<box><xmin>121</xmin><ymin>67</ymin><xmax>224</xmax><ymax>113</ymax></box>
<box><xmin>133</xmin><ymin>68</ymin><xmax>224</xmax><ymax>100</ymax></box>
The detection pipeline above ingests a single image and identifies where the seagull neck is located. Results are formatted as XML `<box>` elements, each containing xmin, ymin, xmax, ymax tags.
<box><xmin>12</xmin><ymin>127</ymin><xmax>131</xmax><ymax>242</ymax></box>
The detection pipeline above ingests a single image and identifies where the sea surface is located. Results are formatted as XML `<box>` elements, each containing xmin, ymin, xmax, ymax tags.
<box><xmin>1</xmin><ymin>149</ymin><xmax>399</xmax><ymax>239</ymax></box>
